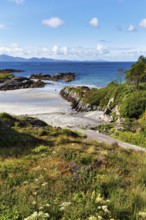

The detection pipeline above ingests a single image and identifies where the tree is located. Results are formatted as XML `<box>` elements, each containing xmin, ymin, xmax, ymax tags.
<box><xmin>138</xmin><ymin>55</ymin><xmax>146</xmax><ymax>64</ymax></box>
<box><xmin>117</xmin><ymin>68</ymin><xmax>125</xmax><ymax>84</ymax></box>
<box><xmin>126</xmin><ymin>61</ymin><xmax>146</xmax><ymax>89</ymax></box>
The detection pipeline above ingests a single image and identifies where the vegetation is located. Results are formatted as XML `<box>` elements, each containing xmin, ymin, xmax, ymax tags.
<box><xmin>1</xmin><ymin>113</ymin><xmax>146</xmax><ymax>219</ymax></box>
<box><xmin>61</xmin><ymin>56</ymin><xmax>146</xmax><ymax>148</ymax></box>
<box><xmin>126</xmin><ymin>62</ymin><xmax>146</xmax><ymax>89</ymax></box>
<box><xmin>0</xmin><ymin>71</ymin><xmax>13</xmax><ymax>79</ymax></box>
<box><xmin>2</xmin><ymin>56</ymin><xmax>146</xmax><ymax>219</ymax></box>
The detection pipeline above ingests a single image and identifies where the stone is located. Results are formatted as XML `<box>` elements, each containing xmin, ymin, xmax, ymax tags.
<box><xmin>30</xmin><ymin>72</ymin><xmax>76</xmax><ymax>82</ymax></box>
<box><xmin>0</xmin><ymin>76</ymin><xmax>45</xmax><ymax>91</ymax></box>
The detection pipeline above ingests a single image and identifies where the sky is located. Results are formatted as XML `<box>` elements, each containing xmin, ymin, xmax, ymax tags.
<box><xmin>0</xmin><ymin>0</ymin><xmax>146</xmax><ymax>61</ymax></box>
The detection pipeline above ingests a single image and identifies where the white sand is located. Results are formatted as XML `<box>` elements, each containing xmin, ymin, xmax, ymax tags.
<box><xmin>0</xmin><ymin>85</ymin><xmax>103</xmax><ymax>128</ymax></box>
<box><xmin>0</xmin><ymin>86</ymin><xmax>72</xmax><ymax>115</ymax></box>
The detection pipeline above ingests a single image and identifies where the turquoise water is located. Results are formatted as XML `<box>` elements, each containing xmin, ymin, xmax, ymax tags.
<box><xmin>0</xmin><ymin>61</ymin><xmax>134</xmax><ymax>88</ymax></box>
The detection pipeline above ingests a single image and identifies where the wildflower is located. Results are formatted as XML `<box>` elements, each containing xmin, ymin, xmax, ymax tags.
<box><xmin>102</xmin><ymin>205</ymin><xmax>110</xmax><ymax>213</ymax></box>
<box><xmin>41</xmin><ymin>182</ymin><xmax>48</xmax><ymax>187</ymax></box>
<box><xmin>95</xmin><ymin>195</ymin><xmax>103</xmax><ymax>203</ymax></box>
<box><xmin>44</xmin><ymin>213</ymin><xmax>50</xmax><ymax>218</ymax></box>
<box><xmin>98</xmin><ymin>216</ymin><xmax>103</xmax><ymax>220</ymax></box>
<box><xmin>106</xmin><ymin>199</ymin><xmax>110</xmax><ymax>203</ymax></box>
<box><xmin>59</xmin><ymin>206</ymin><xmax>65</xmax><ymax>211</ymax></box>
<box><xmin>39</xmin><ymin>206</ymin><xmax>44</xmax><ymax>210</ymax></box>
<box><xmin>32</xmin><ymin>192</ymin><xmax>37</xmax><ymax>196</ymax></box>
<box><xmin>139</xmin><ymin>211</ymin><xmax>146</xmax><ymax>218</ymax></box>
<box><xmin>38</xmin><ymin>211</ymin><xmax>44</xmax><ymax>217</ymax></box>
<box><xmin>60</xmin><ymin>202</ymin><xmax>71</xmax><ymax>207</ymax></box>
<box><xmin>45</xmin><ymin>203</ymin><xmax>50</xmax><ymax>207</ymax></box>
<box><xmin>31</xmin><ymin>211</ymin><xmax>38</xmax><ymax>217</ymax></box>
<box><xmin>39</xmin><ymin>175</ymin><xmax>44</xmax><ymax>179</ymax></box>
<box><xmin>88</xmin><ymin>216</ymin><xmax>97</xmax><ymax>220</ymax></box>
<box><xmin>23</xmin><ymin>181</ymin><xmax>28</xmax><ymax>185</ymax></box>
<box><xmin>24</xmin><ymin>210</ymin><xmax>50</xmax><ymax>220</ymax></box>
<box><xmin>35</xmin><ymin>178</ymin><xmax>39</xmax><ymax>182</ymax></box>
<box><xmin>32</xmin><ymin>201</ymin><xmax>37</xmax><ymax>206</ymax></box>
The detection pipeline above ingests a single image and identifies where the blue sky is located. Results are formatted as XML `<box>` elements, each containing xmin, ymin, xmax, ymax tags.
<box><xmin>0</xmin><ymin>0</ymin><xmax>146</xmax><ymax>61</ymax></box>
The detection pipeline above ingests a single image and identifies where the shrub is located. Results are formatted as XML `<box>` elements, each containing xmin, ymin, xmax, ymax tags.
<box><xmin>120</xmin><ymin>91</ymin><xmax>146</xmax><ymax>118</ymax></box>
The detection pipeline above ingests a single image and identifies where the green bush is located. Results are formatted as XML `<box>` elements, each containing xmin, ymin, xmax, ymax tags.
<box><xmin>120</xmin><ymin>91</ymin><xmax>146</xmax><ymax>118</ymax></box>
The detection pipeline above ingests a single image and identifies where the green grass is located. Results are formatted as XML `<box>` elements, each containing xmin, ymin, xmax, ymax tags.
<box><xmin>0</xmin><ymin>72</ymin><xmax>13</xmax><ymax>79</ymax></box>
<box><xmin>0</xmin><ymin>113</ymin><xmax>146</xmax><ymax>219</ymax></box>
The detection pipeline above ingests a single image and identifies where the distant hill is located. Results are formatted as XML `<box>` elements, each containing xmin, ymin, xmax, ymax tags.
<box><xmin>0</xmin><ymin>54</ymin><xmax>57</xmax><ymax>62</ymax></box>
<box><xmin>0</xmin><ymin>54</ymin><xmax>108</xmax><ymax>62</ymax></box>
<box><xmin>0</xmin><ymin>54</ymin><xmax>26</xmax><ymax>62</ymax></box>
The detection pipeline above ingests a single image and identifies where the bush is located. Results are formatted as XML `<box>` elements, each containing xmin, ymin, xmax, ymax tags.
<box><xmin>120</xmin><ymin>91</ymin><xmax>146</xmax><ymax>118</ymax></box>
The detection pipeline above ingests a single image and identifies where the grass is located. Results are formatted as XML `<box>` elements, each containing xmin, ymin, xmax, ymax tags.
<box><xmin>1</xmin><ymin>113</ymin><xmax>146</xmax><ymax>219</ymax></box>
<box><xmin>0</xmin><ymin>72</ymin><xmax>13</xmax><ymax>79</ymax></box>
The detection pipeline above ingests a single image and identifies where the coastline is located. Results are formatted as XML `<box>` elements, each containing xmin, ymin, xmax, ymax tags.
<box><xmin>0</xmin><ymin>83</ymin><xmax>103</xmax><ymax>128</ymax></box>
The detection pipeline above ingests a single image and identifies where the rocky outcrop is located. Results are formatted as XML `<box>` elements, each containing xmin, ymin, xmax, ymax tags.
<box><xmin>60</xmin><ymin>87</ymin><xmax>100</xmax><ymax>112</ymax></box>
<box><xmin>0</xmin><ymin>69</ymin><xmax>24</xmax><ymax>73</ymax></box>
<box><xmin>61</xmin><ymin>86</ymin><xmax>122</xmax><ymax>124</ymax></box>
<box><xmin>30</xmin><ymin>73</ymin><xmax>52</xmax><ymax>80</ymax></box>
<box><xmin>0</xmin><ymin>74</ymin><xmax>14</xmax><ymax>84</ymax></box>
<box><xmin>101</xmin><ymin>98</ymin><xmax>122</xmax><ymax>123</ymax></box>
<box><xmin>0</xmin><ymin>76</ymin><xmax>45</xmax><ymax>91</ymax></box>
<box><xmin>30</xmin><ymin>72</ymin><xmax>76</xmax><ymax>82</ymax></box>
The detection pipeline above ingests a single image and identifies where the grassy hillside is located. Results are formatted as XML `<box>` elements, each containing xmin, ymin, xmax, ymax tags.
<box><xmin>0</xmin><ymin>113</ymin><xmax>146</xmax><ymax>219</ymax></box>
<box><xmin>62</xmin><ymin>82</ymin><xmax>146</xmax><ymax>147</ymax></box>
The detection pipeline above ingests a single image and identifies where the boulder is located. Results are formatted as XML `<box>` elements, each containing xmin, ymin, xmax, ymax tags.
<box><xmin>0</xmin><ymin>76</ymin><xmax>45</xmax><ymax>91</ymax></box>
<box><xmin>30</xmin><ymin>72</ymin><xmax>76</xmax><ymax>82</ymax></box>
<box><xmin>30</xmin><ymin>73</ymin><xmax>52</xmax><ymax>80</ymax></box>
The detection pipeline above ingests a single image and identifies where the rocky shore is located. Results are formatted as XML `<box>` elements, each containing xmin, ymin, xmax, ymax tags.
<box><xmin>60</xmin><ymin>86</ymin><xmax>100</xmax><ymax>112</ymax></box>
<box><xmin>0</xmin><ymin>68</ymin><xmax>23</xmax><ymax>73</ymax></box>
<box><xmin>0</xmin><ymin>76</ymin><xmax>45</xmax><ymax>91</ymax></box>
<box><xmin>0</xmin><ymin>71</ymin><xmax>76</xmax><ymax>91</ymax></box>
<box><xmin>30</xmin><ymin>72</ymin><xmax>76</xmax><ymax>82</ymax></box>
<box><xmin>60</xmin><ymin>86</ymin><xmax>121</xmax><ymax>123</ymax></box>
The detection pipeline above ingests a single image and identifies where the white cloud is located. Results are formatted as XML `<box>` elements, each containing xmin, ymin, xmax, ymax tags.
<box><xmin>128</xmin><ymin>24</ymin><xmax>136</xmax><ymax>32</ymax></box>
<box><xmin>96</xmin><ymin>43</ymin><xmax>109</xmax><ymax>55</ymax></box>
<box><xmin>51</xmin><ymin>45</ymin><xmax>68</xmax><ymax>55</ymax></box>
<box><xmin>139</xmin><ymin>18</ymin><xmax>146</xmax><ymax>29</ymax></box>
<box><xmin>42</xmin><ymin>17</ymin><xmax>64</xmax><ymax>28</ymax></box>
<box><xmin>1</xmin><ymin>43</ymin><xmax>145</xmax><ymax>61</ymax></box>
<box><xmin>0</xmin><ymin>43</ymin><xmax>23</xmax><ymax>55</ymax></box>
<box><xmin>89</xmin><ymin>17</ymin><xmax>99</xmax><ymax>27</ymax></box>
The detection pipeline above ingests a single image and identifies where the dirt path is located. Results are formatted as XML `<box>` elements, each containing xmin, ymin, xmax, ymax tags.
<box><xmin>73</xmin><ymin>128</ymin><xmax>146</xmax><ymax>153</ymax></box>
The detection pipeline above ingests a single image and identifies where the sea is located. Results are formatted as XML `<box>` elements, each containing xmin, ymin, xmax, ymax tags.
<box><xmin>0</xmin><ymin>61</ymin><xmax>134</xmax><ymax>88</ymax></box>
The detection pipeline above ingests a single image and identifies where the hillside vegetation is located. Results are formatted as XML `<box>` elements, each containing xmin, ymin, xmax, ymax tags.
<box><xmin>61</xmin><ymin>56</ymin><xmax>146</xmax><ymax>147</ymax></box>
<box><xmin>0</xmin><ymin>113</ymin><xmax>146</xmax><ymax>219</ymax></box>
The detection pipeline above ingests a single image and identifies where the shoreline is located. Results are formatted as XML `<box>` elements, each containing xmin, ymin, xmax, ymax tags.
<box><xmin>0</xmin><ymin>84</ymin><xmax>104</xmax><ymax>128</ymax></box>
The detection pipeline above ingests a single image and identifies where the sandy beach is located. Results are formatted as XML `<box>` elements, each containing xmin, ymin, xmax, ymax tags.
<box><xmin>0</xmin><ymin>84</ymin><xmax>103</xmax><ymax>128</ymax></box>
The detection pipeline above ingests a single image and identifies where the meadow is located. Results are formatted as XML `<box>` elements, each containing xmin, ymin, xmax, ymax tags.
<box><xmin>0</xmin><ymin>113</ymin><xmax>146</xmax><ymax>219</ymax></box>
